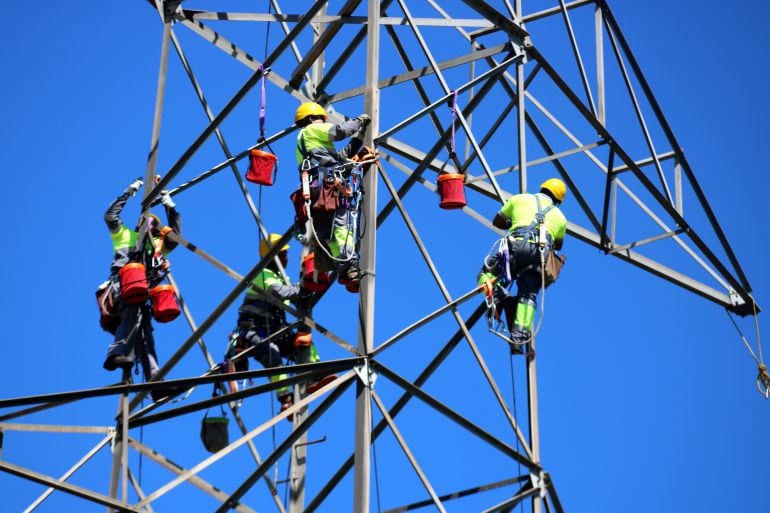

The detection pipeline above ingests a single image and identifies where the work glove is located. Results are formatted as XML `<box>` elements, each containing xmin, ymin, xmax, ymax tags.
<box><xmin>125</xmin><ymin>178</ymin><xmax>143</xmax><ymax>196</ymax></box>
<box><xmin>356</xmin><ymin>114</ymin><xmax>371</xmax><ymax>127</ymax></box>
<box><xmin>159</xmin><ymin>190</ymin><xmax>176</xmax><ymax>209</ymax></box>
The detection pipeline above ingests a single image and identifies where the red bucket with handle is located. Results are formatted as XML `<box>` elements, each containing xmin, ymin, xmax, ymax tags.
<box><xmin>118</xmin><ymin>263</ymin><xmax>148</xmax><ymax>304</ymax></box>
<box><xmin>437</xmin><ymin>173</ymin><xmax>467</xmax><ymax>209</ymax></box>
<box><xmin>149</xmin><ymin>284</ymin><xmax>181</xmax><ymax>323</ymax></box>
<box><xmin>246</xmin><ymin>149</ymin><xmax>277</xmax><ymax>186</ymax></box>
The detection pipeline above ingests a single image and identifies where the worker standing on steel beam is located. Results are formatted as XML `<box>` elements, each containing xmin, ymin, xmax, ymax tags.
<box><xmin>101</xmin><ymin>177</ymin><xmax>183</xmax><ymax>401</ymax></box>
<box><xmin>478</xmin><ymin>178</ymin><xmax>568</xmax><ymax>349</ymax></box>
<box><xmin>226</xmin><ymin>234</ymin><xmax>336</xmax><ymax>416</ymax></box>
<box><xmin>291</xmin><ymin>101</ymin><xmax>371</xmax><ymax>293</ymax></box>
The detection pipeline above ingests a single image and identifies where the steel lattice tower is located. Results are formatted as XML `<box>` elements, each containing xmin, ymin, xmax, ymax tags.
<box><xmin>0</xmin><ymin>1</ymin><xmax>760</xmax><ymax>512</ymax></box>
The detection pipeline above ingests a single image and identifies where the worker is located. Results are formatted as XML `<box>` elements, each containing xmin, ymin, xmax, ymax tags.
<box><xmin>230</xmin><ymin>234</ymin><xmax>336</xmax><ymax>416</ymax></box>
<box><xmin>293</xmin><ymin>101</ymin><xmax>371</xmax><ymax>292</ymax></box>
<box><xmin>478</xmin><ymin>178</ymin><xmax>567</xmax><ymax>348</ymax></box>
<box><xmin>102</xmin><ymin>177</ymin><xmax>182</xmax><ymax>402</ymax></box>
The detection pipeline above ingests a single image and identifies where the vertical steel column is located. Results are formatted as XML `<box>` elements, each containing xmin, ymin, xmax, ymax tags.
<box><xmin>109</xmin><ymin>16</ymin><xmax>172</xmax><ymax>511</ymax></box>
<box><xmin>595</xmin><ymin>3</ymin><xmax>606</xmax><ymax>126</ymax></box>
<box><xmin>353</xmin><ymin>1</ymin><xmax>380</xmax><ymax>511</ymax></box>
<box><xmin>290</xmin><ymin>6</ymin><xmax>329</xmax><ymax>511</ymax></box>
<box><xmin>516</xmin><ymin>0</ymin><xmax>527</xmax><ymax>193</ymax></box>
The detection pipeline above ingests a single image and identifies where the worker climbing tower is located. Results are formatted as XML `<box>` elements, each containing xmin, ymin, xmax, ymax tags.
<box><xmin>0</xmin><ymin>1</ymin><xmax>763</xmax><ymax>512</ymax></box>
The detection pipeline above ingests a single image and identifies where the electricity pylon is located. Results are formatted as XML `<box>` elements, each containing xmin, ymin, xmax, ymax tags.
<box><xmin>0</xmin><ymin>1</ymin><xmax>759</xmax><ymax>512</ymax></box>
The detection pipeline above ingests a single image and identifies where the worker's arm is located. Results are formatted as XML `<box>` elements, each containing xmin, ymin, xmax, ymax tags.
<box><xmin>105</xmin><ymin>179</ymin><xmax>143</xmax><ymax>233</ymax></box>
<box><xmin>334</xmin><ymin>115</ymin><xmax>370</xmax><ymax>161</ymax></box>
<box><xmin>553</xmin><ymin>237</ymin><xmax>564</xmax><ymax>251</ymax></box>
<box><xmin>492</xmin><ymin>212</ymin><xmax>511</xmax><ymax>230</ymax></box>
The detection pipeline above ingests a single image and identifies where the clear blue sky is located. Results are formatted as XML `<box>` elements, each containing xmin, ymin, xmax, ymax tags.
<box><xmin>1</xmin><ymin>1</ymin><xmax>769</xmax><ymax>512</ymax></box>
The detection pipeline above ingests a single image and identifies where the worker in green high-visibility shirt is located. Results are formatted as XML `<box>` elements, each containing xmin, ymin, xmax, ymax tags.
<box><xmin>228</xmin><ymin>234</ymin><xmax>336</xmax><ymax>417</ymax></box>
<box><xmin>292</xmin><ymin>101</ymin><xmax>370</xmax><ymax>293</ymax></box>
<box><xmin>478</xmin><ymin>178</ymin><xmax>568</xmax><ymax>349</ymax></box>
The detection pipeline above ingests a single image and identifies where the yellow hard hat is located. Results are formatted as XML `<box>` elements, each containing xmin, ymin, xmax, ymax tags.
<box><xmin>539</xmin><ymin>178</ymin><xmax>567</xmax><ymax>203</ymax></box>
<box><xmin>295</xmin><ymin>102</ymin><xmax>327</xmax><ymax>123</ymax></box>
<box><xmin>259</xmin><ymin>233</ymin><xmax>290</xmax><ymax>257</ymax></box>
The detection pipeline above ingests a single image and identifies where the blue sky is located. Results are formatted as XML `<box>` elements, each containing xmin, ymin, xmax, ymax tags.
<box><xmin>1</xmin><ymin>1</ymin><xmax>769</xmax><ymax>512</ymax></box>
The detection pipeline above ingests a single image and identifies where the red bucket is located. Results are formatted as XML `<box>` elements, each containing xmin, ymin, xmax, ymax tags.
<box><xmin>118</xmin><ymin>263</ymin><xmax>148</xmax><ymax>304</ymax></box>
<box><xmin>437</xmin><ymin>173</ymin><xmax>467</xmax><ymax>209</ymax></box>
<box><xmin>149</xmin><ymin>284</ymin><xmax>181</xmax><ymax>323</ymax></box>
<box><xmin>246</xmin><ymin>149</ymin><xmax>277</xmax><ymax>186</ymax></box>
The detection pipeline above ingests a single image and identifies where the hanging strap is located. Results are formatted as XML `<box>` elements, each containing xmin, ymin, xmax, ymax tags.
<box><xmin>449</xmin><ymin>90</ymin><xmax>458</xmax><ymax>158</ymax></box>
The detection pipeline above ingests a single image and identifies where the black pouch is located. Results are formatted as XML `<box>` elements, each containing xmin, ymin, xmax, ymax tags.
<box><xmin>200</xmin><ymin>390</ymin><xmax>229</xmax><ymax>453</ymax></box>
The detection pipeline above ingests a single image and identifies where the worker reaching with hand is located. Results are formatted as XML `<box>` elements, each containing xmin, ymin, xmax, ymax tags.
<box><xmin>477</xmin><ymin>178</ymin><xmax>568</xmax><ymax>350</ymax></box>
<box><xmin>292</xmin><ymin>101</ymin><xmax>371</xmax><ymax>293</ymax></box>
<box><xmin>226</xmin><ymin>234</ymin><xmax>336</xmax><ymax>416</ymax></box>
<box><xmin>101</xmin><ymin>176</ymin><xmax>182</xmax><ymax>401</ymax></box>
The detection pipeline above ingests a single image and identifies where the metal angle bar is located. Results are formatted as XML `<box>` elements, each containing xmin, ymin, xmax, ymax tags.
<box><xmin>602</xmin><ymin>14</ymin><xmax>673</xmax><ymax>204</ymax></box>
<box><xmin>465</xmin><ymin>141</ymin><xmax>604</xmax><ymax>184</ymax></box>
<box><xmin>600</xmin><ymin>147</ymin><xmax>616</xmax><ymax>249</ymax></box>
<box><xmin>371</xmin><ymin>390</ymin><xmax>447</xmax><ymax>513</ymax></box>
<box><xmin>557</xmin><ymin>0</ymin><xmax>597</xmax><ymax>116</ymax></box>
<box><xmin>328</xmin><ymin>43</ymin><xmax>509</xmax><ymax>104</ymax></box>
<box><xmin>528</xmin><ymin>45</ymin><xmax>754</xmax><ymax>310</ymax></box>
<box><xmin>460</xmin><ymin>0</ymin><xmax>529</xmax><ymax>43</ymax></box>
<box><xmin>136</xmin><ymin>372</ymin><xmax>353</xmax><ymax>510</ymax></box>
<box><xmin>214</xmin><ymin>378</ymin><xmax>353</xmax><ymax>513</ymax></box>
<box><xmin>304</xmin><ymin>304</ymin><xmax>489</xmax><ymax>513</ymax></box>
<box><xmin>269</xmin><ymin>0</ymin><xmax>312</xmax><ymax>86</ymax></box>
<box><xmin>127</xmin><ymin>228</ymin><xmax>295</xmax><ymax>410</ymax></box>
<box><xmin>186</xmin><ymin>11</ymin><xmax>497</xmax><ymax>27</ymax></box>
<box><xmin>22</xmin><ymin>435</ymin><xmax>112</xmax><ymax>513</ymax></box>
<box><xmin>479</xmin><ymin>481</ymin><xmax>539</xmax><ymax>513</ymax></box>
<box><xmin>127</xmin><ymin>469</ymin><xmax>155</xmax><ymax>513</ymax></box>
<box><xmin>148</xmin><ymin>1</ymin><xmax>327</xmax><ymax>203</ymax></box>
<box><xmin>543</xmin><ymin>473</ymin><xmax>565</xmax><ymax>513</ymax></box>
<box><xmin>127</xmin><ymin>438</ymin><xmax>257</xmax><ymax>513</ymax></box>
<box><xmin>288</xmin><ymin>0</ymin><xmax>363</xmax><ymax>89</ymax></box>
<box><xmin>376</xmin><ymin>52</ymin><xmax>520</xmax><ymax>140</ymax></box>
<box><xmin>373</xmin><ymin>287</ymin><xmax>481</xmax><ymax>357</ymax></box>
<box><xmin>0</xmin><ymin>460</ymin><xmax>141</xmax><ymax>512</ymax></box>
<box><xmin>468</xmin><ymin>0</ymin><xmax>592</xmax><ymax>39</ymax></box>
<box><xmin>129</xmin><ymin>361</ymin><xmax>361</xmax><ymax>428</ymax></box>
<box><xmin>568</xmin><ymin>221</ymin><xmax>741</xmax><ymax>310</ymax></box>
<box><xmin>599</xmin><ymin>0</ymin><xmax>752</xmax><ymax>296</ymax></box>
<box><xmin>154</xmin><ymin>125</ymin><xmax>296</xmax><ymax>201</ymax></box>
<box><xmin>373</xmin><ymin>362</ymin><xmax>537</xmax><ymax>469</ymax></box>
<box><xmin>595</xmin><ymin>3</ymin><xmax>606</xmax><ymax>125</ymax></box>
<box><xmin>176</xmin><ymin>13</ymin><xmax>307</xmax><ymax>103</ymax></box>
<box><xmin>380</xmin><ymin>476</ymin><xmax>528</xmax><ymax>513</ymax></box>
<box><xmin>608</xmin><ymin>228</ymin><xmax>686</xmax><ymax>254</ymax></box>
<box><xmin>384</xmin><ymin>20</ymin><xmax>446</xmax><ymax>146</ymax></box>
<box><xmin>612</xmin><ymin>150</ymin><xmax>677</xmax><ymax>174</ymax></box>
<box><xmin>0</xmin><ymin>423</ymin><xmax>112</xmax><ymax>434</ymax></box>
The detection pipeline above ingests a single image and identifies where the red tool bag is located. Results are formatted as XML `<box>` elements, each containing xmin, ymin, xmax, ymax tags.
<box><xmin>118</xmin><ymin>263</ymin><xmax>148</xmax><ymax>304</ymax></box>
<box><xmin>245</xmin><ymin>149</ymin><xmax>278</xmax><ymax>186</ymax></box>
<box><xmin>149</xmin><ymin>284</ymin><xmax>181</xmax><ymax>323</ymax></box>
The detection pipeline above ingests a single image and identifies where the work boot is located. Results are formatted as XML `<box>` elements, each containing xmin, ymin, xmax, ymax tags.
<box><xmin>103</xmin><ymin>355</ymin><xmax>134</xmax><ymax>371</ymax></box>
<box><xmin>306</xmin><ymin>374</ymin><xmax>339</xmax><ymax>395</ymax></box>
<box><xmin>338</xmin><ymin>263</ymin><xmax>360</xmax><ymax>292</ymax></box>
<box><xmin>293</xmin><ymin>330</ymin><xmax>313</xmax><ymax>348</ymax></box>
<box><xmin>278</xmin><ymin>394</ymin><xmax>294</xmax><ymax>422</ymax></box>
